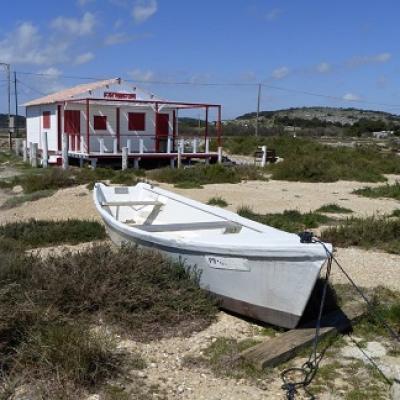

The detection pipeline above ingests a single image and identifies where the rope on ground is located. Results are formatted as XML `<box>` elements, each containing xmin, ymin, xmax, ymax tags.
<box><xmin>281</xmin><ymin>233</ymin><xmax>400</xmax><ymax>400</ymax></box>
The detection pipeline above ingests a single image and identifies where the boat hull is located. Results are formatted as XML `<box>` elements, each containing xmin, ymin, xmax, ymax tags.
<box><xmin>103</xmin><ymin>221</ymin><xmax>321</xmax><ymax>329</ymax></box>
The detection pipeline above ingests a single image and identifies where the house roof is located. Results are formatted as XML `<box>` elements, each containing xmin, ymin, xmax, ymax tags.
<box><xmin>24</xmin><ymin>78</ymin><xmax>122</xmax><ymax>106</ymax></box>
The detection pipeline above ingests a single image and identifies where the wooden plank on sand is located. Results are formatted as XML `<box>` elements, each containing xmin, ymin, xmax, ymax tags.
<box><xmin>240</xmin><ymin>302</ymin><xmax>365</xmax><ymax>370</ymax></box>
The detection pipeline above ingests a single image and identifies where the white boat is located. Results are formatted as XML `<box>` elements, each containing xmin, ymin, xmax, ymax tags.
<box><xmin>93</xmin><ymin>182</ymin><xmax>332</xmax><ymax>329</ymax></box>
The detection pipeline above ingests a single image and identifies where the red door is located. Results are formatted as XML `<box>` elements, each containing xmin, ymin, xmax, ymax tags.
<box><xmin>156</xmin><ymin>113</ymin><xmax>169</xmax><ymax>152</ymax></box>
<box><xmin>64</xmin><ymin>110</ymin><xmax>81</xmax><ymax>151</ymax></box>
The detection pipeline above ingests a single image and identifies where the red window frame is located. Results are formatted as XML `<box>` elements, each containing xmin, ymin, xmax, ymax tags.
<box><xmin>128</xmin><ymin>112</ymin><xmax>146</xmax><ymax>131</ymax></box>
<box><xmin>94</xmin><ymin>115</ymin><xmax>107</xmax><ymax>130</ymax></box>
<box><xmin>43</xmin><ymin>111</ymin><xmax>51</xmax><ymax>129</ymax></box>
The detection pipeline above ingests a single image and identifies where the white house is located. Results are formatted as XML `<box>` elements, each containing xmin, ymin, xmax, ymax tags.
<box><xmin>24</xmin><ymin>78</ymin><xmax>221</xmax><ymax>163</ymax></box>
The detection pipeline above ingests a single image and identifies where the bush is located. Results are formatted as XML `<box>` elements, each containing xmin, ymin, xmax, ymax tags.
<box><xmin>223</xmin><ymin>137</ymin><xmax>400</xmax><ymax>182</ymax></box>
<box><xmin>147</xmin><ymin>164</ymin><xmax>267</xmax><ymax>187</ymax></box>
<box><xmin>0</xmin><ymin>189</ymin><xmax>55</xmax><ymax>209</ymax></box>
<box><xmin>316</xmin><ymin>203</ymin><xmax>353</xmax><ymax>213</ymax></box>
<box><xmin>207</xmin><ymin>197</ymin><xmax>228</xmax><ymax>207</ymax></box>
<box><xmin>353</xmin><ymin>182</ymin><xmax>400</xmax><ymax>200</ymax></box>
<box><xmin>0</xmin><ymin>219</ymin><xmax>106</xmax><ymax>248</ymax></box>
<box><xmin>0</xmin><ymin>244</ymin><xmax>217</xmax><ymax>397</ymax></box>
<box><xmin>237</xmin><ymin>206</ymin><xmax>330</xmax><ymax>233</ymax></box>
<box><xmin>321</xmin><ymin>216</ymin><xmax>400</xmax><ymax>254</ymax></box>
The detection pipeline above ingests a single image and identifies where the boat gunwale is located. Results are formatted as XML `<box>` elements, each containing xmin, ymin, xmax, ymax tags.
<box><xmin>93</xmin><ymin>182</ymin><xmax>331</xmax><ymax>259</ymax></box>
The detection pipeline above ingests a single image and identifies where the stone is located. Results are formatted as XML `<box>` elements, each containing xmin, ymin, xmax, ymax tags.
<box><xmin>12</xmin><ymin>185</ymin><xmax>23</xmax><ymax>194</ymax></box>
<box><xmin>391</xmin><ymin>382</ymin><xmax>400</xmax><ymax>400</ymax></box>
<box><xmin>341</xmin><ymin>341</ymin><xmax>387</xmax><ymax>362</ymax></box>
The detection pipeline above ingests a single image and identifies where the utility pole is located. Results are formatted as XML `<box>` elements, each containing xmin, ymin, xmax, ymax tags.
<box><xmin>14</xmin><ymin>71</ymin><xmax>18</xmax><ymax>137</ymax></box>
<box><xmin>255</xmin><ymin>83</ymin><xmax>261</xmax><ymax>137</ymax></box>
<box><xmin>0</xmin><ymin>63</ymin><xmax>11</xmax><ymax>147</ymax></box>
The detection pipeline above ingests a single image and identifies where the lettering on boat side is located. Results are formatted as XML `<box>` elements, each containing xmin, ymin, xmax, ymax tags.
<box><xmin>205</xmin><ymin>256</ymin><xmax>250</xmax><ymax>271</ymax></box>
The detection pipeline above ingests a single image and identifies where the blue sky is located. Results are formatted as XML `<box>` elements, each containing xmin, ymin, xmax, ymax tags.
<box><xmin>1</xmin><ymin>0</ymin><xmax>400</xmax><ymax>119</ymax></box>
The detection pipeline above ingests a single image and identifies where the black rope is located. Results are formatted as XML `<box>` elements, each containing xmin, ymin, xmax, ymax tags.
<box><xmin>314</xmin><ymin>239</ymin><xmax>400</xmax><ymax>343</ymax></box>
<box><xmin>281</xmin><ymin>234</ymin><xmax>400</xmax><ymax>400</ymax></box>
<box><xmin>281</xmin><ymin>250</ymin><xmax>333</xmax><ymax>399</ymax></box>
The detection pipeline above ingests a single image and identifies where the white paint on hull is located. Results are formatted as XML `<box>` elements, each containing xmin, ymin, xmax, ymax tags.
<box><xmin>94</xmin><ymin>182</ymin><xmax>331</xmax><ymax>328</ymax></box>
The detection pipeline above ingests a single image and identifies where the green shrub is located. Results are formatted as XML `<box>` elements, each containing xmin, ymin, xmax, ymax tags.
<box><xmin>147</xmin><ymin>164</ymin><xmax>267</xmax><ymax>187</ymax></box>
<box><xmin>237</xmin><ymin>206</ymin><xmax>330</xmax><ymax>233</ymax></box>
<box><xmin>223</xmin><ymin>137</ymin><xmax>400</xmax><ymax>182</ymax></box>
<box><xmin>353</xmin><ymin>182</ymin><xmax>400</xmax><ymax>200</ymax></box>
<box><xmin>0</xmin><ymin>189</ymin><xmax>55</xmax><ymax>209</ymax></box>
<box><xmin>0</xmin><ymin>244</ymin><xmax>217</xmax><ymax>397</ymax></box>
<box><xmin>207</xmin><ymin>196</ymin><xmax>228</xmax><ymax>207</ymax></box>
<box><xmin>321</xmin><ymin>216</ymin><xmax>400</xmax><ymax>254</ymax></box>
<box><xmin>0</xmin><ymin>219</ymin><xmax>106</xmax><ymax>248</ymax></box>
<box><xmin>316</xmin><ymin>203</ymin><xmax>353</xmax><ymax>213</ymax></box>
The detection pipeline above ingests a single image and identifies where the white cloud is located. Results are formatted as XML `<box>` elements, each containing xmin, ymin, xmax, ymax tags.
<box><xmin>39</xmin><ymin>67</ymin><xmax>62</xmax><ymax>77</ymax></box>
<box><xmin>77</xmin><ymin>0</ymin><xmax>95</xmax><ymax>6</ymax></box>
<box><xmin>129</xmin><ymin>68</ymin><xmax>155</xmax><ymax>82</ymax></box>
<box><xmin>342</xmin><ymin>93</ymin><xmax>361</xmax><ymax>101</ymax></box>
<box><xmin>51</xmin><ymin>12</ymin><xmax>96</xmax><ymax>36</ymax></box>
<box><xmin>0</xmin><ymin>22</ymin><xmax>70</xmax><ymax>65</ymax></box>
<box><xmin>316</xmin><ymin>62</ymin><xmax>331</xmax><ymax>73</ymax></box>
<box><xmin>132</xmin><ymin>0</ymin><xmax>157</xmax><ymax>23</ymax></box>
<box><xmin>347</xmin><ymin>52</ymin><xmax>392</xmax><ymax>67</ymax></box>
<box><xmin>104</xmin><ymin>32</ymin><xmax>152</xmax><ymax>45</ymax></box>
<box><xmin>75</xmin><ymin>52</ymin><xmax>94</xmax><ymax>64</ymax></box>
<box><xmin>271</xmin><ymin>66</ymin><xmax>290</xmax><ymax>80</ymax></box>
<box><xmin>265</xmin><ymin>8</ymin><xmax>281</xmax><ymax>21</ymax></box>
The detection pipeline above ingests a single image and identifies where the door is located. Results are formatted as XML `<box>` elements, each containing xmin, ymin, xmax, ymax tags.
<box><xmin>64</xmin><ymin>110</ymin><xmax>81</xmax><ymax>151</ymax></box>
<box><xmin>156</xmin><ymin>113</ymin><xmax>169</xmax><ymax>152</ymax></box>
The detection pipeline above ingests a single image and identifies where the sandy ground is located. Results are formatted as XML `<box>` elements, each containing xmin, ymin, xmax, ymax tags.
<box><xmin>1</xmin><ymin>174</ymin><xmax>399</xmax><ymax>399</ymax></box>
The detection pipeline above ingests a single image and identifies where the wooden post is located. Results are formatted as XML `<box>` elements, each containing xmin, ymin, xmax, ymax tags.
<box><xmin>192</xmin><ymin>138</ymin><xmax>197</xmax><ymax>154</ymax></box>
<box><xmin>99</xmin><ymin>138</ymin><xmax>105</xmax><ymax>154</ymax></box>
<box><xmin>29</xmin><ymin>142</ymin><xmax>33</xmax><ymax>162</ymax></box>
<box><xmin>80</xmin><ymin>136</ymin><xmax>86</xmax><ymax>154</ymax></box>
<box><xmin>177</xmin><ymin>147</ymin><xmax>182</xmax><ymax>169</ymax></box>
<box><xmin>139</xmin><ymin>139</ymin><xmax>144</xmax><ymax>154</ymax></box>
<box><xmin>179</xmin><ymin>138</ymin><xmax>184</xmax><ymax>153</ymax></box>
<box><xmin>133</xmin><ymin>157</ymin><xmax>140</xmax><ymax>169</ymax></box>
<box><xmin>15</xmin><ymin>138</ymin><xmax>21</xmax><ymax>156</ymax></box>
<box><xmin>205</xmin><ymin>138</ymin><xmax>210</xmax><ymax>154</ymax></box>
<box><xmin>122</xmin><ymin>147</ymin><xmax>128</xmax><ymax>170</ymax></box>
<box><xmin>217</xmin><ymin>146</ymin><xmax>223</xmax><ymax>164</ymax></box>
<box><xmin>62</xmin><ymin>132</ymin><xmax>69</xmax><ymax>170</ymax></box>
<box><xmin>41</xmin><ymin>132</ymin><xmax>48</xmax><ymax>168</ymax></box>
<box><xmin>22</xmin><ymin>140</ymin><xmax>27</xmax><ymax>162</ymax></box>
<box><xmin>261</xmin><ymin>145</ymin><xmax>267</xmax><ymax>167</ymax></box>
<box><xmin>127</xmin><ymin>139</ymin><xmax>131</xmax><ymax>154</ymax></box>
<box><xmin>170</xmin><ymin>157</ymin><xmax>175</xmax><ymax>168</ymax></box>
<box><xmin>167</xmin><ymin>137</ymin><xmax>171</xmax><ymax>154</ymax></box>
<box><xmin>113</xmin><ymin>137</ymin><xmax>118</xmax><ymax>154</ymax></box>
<box><xmin>31</xmin><ymin>143</ymin><xmax>38</xmax><ymax>168</ymax></box>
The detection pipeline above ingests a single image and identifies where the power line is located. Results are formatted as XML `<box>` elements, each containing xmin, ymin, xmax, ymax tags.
<box><xmin>14</xmin><ymin>69</ymin><xmax>400</xmax><ymax>109</ymax></box>
<box><xmin>17</xmin><ymin>79</ymin><xmax>47</xmax><ymax>96</ymax></box>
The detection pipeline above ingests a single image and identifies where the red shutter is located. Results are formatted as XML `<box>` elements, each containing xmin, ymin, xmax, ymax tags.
<box><xmin>94</xmin><ymin>115</ymin><xmax>107</xmax><ymax>130</ymax></box>
<box><xmin>43</xmin><ymin>111</ymin><xmax>51</xmax><ymax>129</ymax></box>
<box><xmin>128</xmin><ymin>112</ymin><xmax>145</xmax><ymax>131</ymax></box>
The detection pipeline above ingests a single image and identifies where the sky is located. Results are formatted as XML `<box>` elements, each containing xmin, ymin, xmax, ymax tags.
<box><xmin>1</xmin><ymin>0</ymin><xmax>400</xmax><ymax>119</ymax></box>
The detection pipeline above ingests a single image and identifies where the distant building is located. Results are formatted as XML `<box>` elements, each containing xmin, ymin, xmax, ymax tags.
<box><xmin>372</xmin><ymin>131</ymin><xmax>394</xmax><ymax>139</ymax></box>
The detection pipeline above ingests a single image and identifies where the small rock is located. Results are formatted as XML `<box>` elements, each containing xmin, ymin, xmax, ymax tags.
<box><xmin>391</xmin><ymin>382</ymin><xmax>400</xmax><ymax>400</ymax></box>
<box><xmin>341</xmin><ymin>341</ymin><xmax>386</xmax><ymax>361</ymax></box>
<box><xmin>86</xmin><ymin>395</ymin><xmax>100</xmax><ymax>400</ymax></box>
<box><xmin>177</xmin><ymin>385</ymin><xmax>184</xmax><ymax>394</ymax></box>
<box><xmin>12</xmin><ymin>185</ymin><xmax>23</xmax><ymax>194</ymax></box>
<box><xmin>149</xmin><ymin>362</ymin><xmax>157</xmax><ymax>368</ymax></box>
<box><xmin>137</xmin><ymin>371</ymin><xmax>147</xmax><ymax>378</ymax></box>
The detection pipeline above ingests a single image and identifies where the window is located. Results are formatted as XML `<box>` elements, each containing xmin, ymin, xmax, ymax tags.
<box><xmin>94</xmin><ymin>115</ymin><xmax>107</xmax><ymax>130</ymax></box>
<box><xmin>43</xmin><ymin>111</ymin><xmax>51</xmax><ymax>129</ymax></box>
<box><xmin>128</xmin><ymin>112</ymin><xmax>145</xmax><ymax>131</ymax></box>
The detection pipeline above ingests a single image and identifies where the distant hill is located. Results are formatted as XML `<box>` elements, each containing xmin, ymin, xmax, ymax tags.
<box><xmin>0</xmin><ymin>114</ymin><xmax>26</xmax><ymax>129</ymax></box>
<box><xmin>236</xmin><ymin>106</ymin><xmax>400</xmax><ymax>126</ymax></box>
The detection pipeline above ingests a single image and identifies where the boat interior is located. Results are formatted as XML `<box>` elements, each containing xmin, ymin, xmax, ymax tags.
<box><xmin>97</xmin><ymin>184</ymin><xmax>260</xmax><ymax>239</ymax></box>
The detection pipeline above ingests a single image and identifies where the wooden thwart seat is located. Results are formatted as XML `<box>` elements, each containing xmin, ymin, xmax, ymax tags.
<box><xmin>133</xmin><ymin>220</ymin><xmax>242</xmax><ymax>233</ymax></box>
<box><xmin>101</xmin><ymin>200</ymin><xmax>163</xmax><ymax>207</ymax></box>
